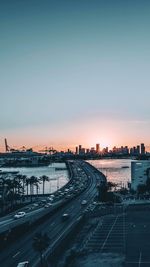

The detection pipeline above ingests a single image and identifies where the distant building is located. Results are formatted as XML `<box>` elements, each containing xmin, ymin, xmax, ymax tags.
<box><xmin>90</xmin><ymin>147</ymin><xmax>96</xmax><ymax>154</ymax></box>
<box><xmin>141</xmin><ymin>143</ymin><xmax>145</xmax><ymax>155</ymax></box>
<box><xmin>131</xmin><ymin>160</ymin><xmax>150</xmax><ymax>191</ymax></box>
<box><xmin>96</xmin><ymin>144</ymin><xmax>100</xmax><ymax>154</ymax></box>
<box><xmin>81</xmin><ymin>148</ymin><xmax>86</xmax><ymax>154</ymax></box>
<box><xmin>79</xmin><ymin>145</ymin><xmax>82</xmax><ymax>154</ymax></box>
<box><xmin>105</xmin><ymin>147</ymin><xmax>109</xmax><ymax>154</ymax></box>
<box><xmin>75</xmin><ymin>146</ymin><xmax>78</xmax><ymax>155</ymax></box>
<box><xmin>137</xmin><ymin>145</ymin><xmax>140</xmax><ymax>155</ymax></box>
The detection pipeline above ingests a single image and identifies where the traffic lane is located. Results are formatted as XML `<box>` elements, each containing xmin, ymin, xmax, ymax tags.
<box><xmin>0</xmin><ymin>169</ymin><xmax>93</xmax><ymax>230</ymax></box>
<box><xmin>0</xmin><ymin>182</ymin><xmax>97</xmax><ymax>266</ymax></box>
<box><xmin>14</xmin><ymin>184</ymin><xmax>97</xmax><ymax>266</ymax></box>
<box><xmin>0</xmin><ymin>202</ymin><xmax>46</xmax><ymax>223</ymax></box>
<box><xmin>0</xmin><ymin>198</ymin><xmax>83</xmax><ymax>267</ymax></box>
<box><xmin>30</xmin><ymin>184</ymin><xmax>98</xmax><ymax>266</ymax></box>
<box><xmin>0</xmin><ymin>207</ymin><xmax>45</xmax><ymax>227</ymax></box>
<box><xmin>0</xmin><ymin>207</ymin><xmax>77</xmax><ymax>267</ymax></box>
<box><xmin>83</xmin><ymin>165</ymin><xmax>105</xmax><ymax>183</ymax></box>
<box><xmin>0</xmin><ymin>163</ymin><xmax>98</xmax><ymax>266</ymax></box>
<box><xmin>3</xmin><ymin>200</ymin><xmax>93</xmax><ymax>267</ymax></box>
<box><xmin>0</xmin><ymin>201</ymin><xmax>51</xmax><ymax>224</ymax></box>
<box><xmin>0</xmin><ymin>162</ymin><xmax>84</xmax><ymax>225</ymax></box>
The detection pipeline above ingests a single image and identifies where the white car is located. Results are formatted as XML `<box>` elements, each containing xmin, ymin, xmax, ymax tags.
<box><xmin>17</xmin><ymin>261</ymin><xmax>29</xmax><ymax>267</ymax></box>
<box><xmin>81</xmin><ymin>200</ymin><xmax>87</xmax><ymax>205</ymax></box>
<box><xmin>14</xmin><ymin>211</ymin><xmax>26</xmax><ymax>219</ymax></box>
<box><xmin>44</xmin><ymin>203</ymin><xmax>53</xmax><ymax>208</ymax></box>
<box><xmin>62</xmin><ymin>213</ymin><xmax>70</xmax><ymax>221</ymax></box>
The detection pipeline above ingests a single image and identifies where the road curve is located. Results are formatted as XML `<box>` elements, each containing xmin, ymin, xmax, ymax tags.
<box><xmin>0</xmin><ymin>160</ymin><xmax>106</xmax><ymax>267</ymax></box>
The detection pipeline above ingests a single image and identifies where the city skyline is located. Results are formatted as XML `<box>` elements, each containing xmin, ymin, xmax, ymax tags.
<box><xmin>1</xmin><ymin>138</ymin><xmax>149</xmax><ymax>153</ymax></box>
<box><xmin>1</xmin><ymin>0</ymin><xmax>150</xmax><ymax>152</ymax></box>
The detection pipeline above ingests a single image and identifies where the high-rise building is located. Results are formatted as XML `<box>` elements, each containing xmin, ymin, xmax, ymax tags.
<box><xmin>105</xmin><ymin>147</ymin><xmax>108</xmax><ymax>153</ymax></box>
<box><xmin>137</xmin><ymin>145</ymin><xmax>140</xmax><ymax>155</ymax></box>
<box><xmin>96</xmin><ymin>144</ymin><xmax>100</xmax><ymax>154</ymax></box>
<box><xmin>131</xmin><ymin>160</ymin><xmax>150</xmax><ymax>191</ymax></box>
<box><xmin>79</xmin><ymin>145</ymin><xmax>82</xmax><ymax>154</ymax></box>
<box><xmin>75</xmin><ymin>146</ymin><xmax>79</xmax><ymax>155</ymax></box>
<box><xmin>141</xmin><ymin>143</ymin><xmax>145</xmax><ymax>155</ymax></box>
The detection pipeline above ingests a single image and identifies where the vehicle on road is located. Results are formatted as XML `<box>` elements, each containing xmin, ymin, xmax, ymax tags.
<box><xmin>62</xmin><ymin>213</ymin><xmax>70</xmax><ymax>221</ymax></box>
<box><xmin>33</xmin><ymin>203</ymin><xmax>39</xmax><ymax>207</ymax></box>
<box><xmin>81</xmin><ymin>200</ymin><xmax>87</xmax><ymax>205</ymax></box>
<box><xmin>17</xmin><ymin>261</ymin><xmax>29</xmax><ymax>267</ymax></box>
<box><xmin>44</xmin><ymin>203</ymin><xmax>53</xmax><ymax>208</ymax></box>
<box><xmin>14</xmin><ymin>212</ymin><xmax>26</xmax><ymax>219</ymax></box>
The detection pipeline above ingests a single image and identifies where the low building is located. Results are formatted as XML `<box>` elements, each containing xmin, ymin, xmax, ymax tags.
<box><xmin>131</xmin><ymin>160</ymin><xmax>150</xmax><ymax>191</ymax></box>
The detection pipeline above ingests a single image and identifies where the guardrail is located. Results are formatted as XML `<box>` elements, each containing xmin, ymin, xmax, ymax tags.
<box><xmin>32</xmin><ymin>215</ymin><xmax>85</xmax><ymax>267</ymax></box>
<box><xmin>0</xmin><ymin>161</ymin><xmax>90</xmax><ymax>245</ymax></box>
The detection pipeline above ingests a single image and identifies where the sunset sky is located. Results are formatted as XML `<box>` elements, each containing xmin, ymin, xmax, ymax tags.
<box><xmin>0</xmin><ymin>0</ymin><xmax>150</xmax><ymax>152</ymax></box>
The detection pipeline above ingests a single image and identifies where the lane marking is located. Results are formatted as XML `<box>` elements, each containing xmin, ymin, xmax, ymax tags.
<box><xmin>101</xmin><ymin>216</ymin><xmax>118</xmax><ymax>251</ymax></box>
<box><xmin>127</xmin><ymin>261</ymin><xmax>150</xmax><ymax>264</ymax></box>
<box><xmin>13</xmin><ymin>251</ymin><xmax>20</xmax><ymax>258</ymax></box>
<box><xmin>139</xmin><ymin>251</ymin><xmax>142</xmax><ymax>267</ymax></box>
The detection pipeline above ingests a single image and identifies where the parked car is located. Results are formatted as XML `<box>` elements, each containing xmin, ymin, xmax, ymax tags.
<box><xmin>14</xmin><ymin>212</ymin><xmax>26</xmax><ymax>219</ymax></box>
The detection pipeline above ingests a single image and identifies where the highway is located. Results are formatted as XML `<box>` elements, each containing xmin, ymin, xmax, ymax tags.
<box><xmin>0</xmin><ymin>160</ymin><xmax>106</xmax><ymax>267</ymax></box>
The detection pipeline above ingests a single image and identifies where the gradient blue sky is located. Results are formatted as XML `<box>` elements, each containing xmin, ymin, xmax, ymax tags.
<box><xmin>0</xmin><ymin>0</ymin><xmax>150</xmax><ymax>151</ymax></box>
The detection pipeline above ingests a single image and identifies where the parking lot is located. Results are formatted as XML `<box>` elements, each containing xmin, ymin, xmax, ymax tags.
<box><xmin>125</xmin><ymin>207</ymin><xmax>150</xmax><ymax>267</ymax></box>
<box><xmin>75</xmin><ymin>204</ymin><xmax>150</xmax><ymax>267</ymax></box>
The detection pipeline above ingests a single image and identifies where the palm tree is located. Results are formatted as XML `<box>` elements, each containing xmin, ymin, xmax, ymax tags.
<box><xmin>4</xmin><ymin>178</ymin><xmax>18</xmax><ymax>209</ymax></box>
<box><xmin>34</xmin><ymin>177</ymin><xmax>41</xmax><ymax>198</ymax></box>
<box><xmin>35</xmin><ymin>183</ymin><xmax>39</xmax><ymax>198</ymax></box>
<box><xmin>0</xmin><ymin>177</ymin><xmax>6</xmax><ymax>213</ymax></box>
<box><xmin>26</xmin><ymin>177</ymin><xmax>30</xmax><ymax>197</ymax></box>
<box><xmin>32</xmin><ymin>232</ymin><xmax>50</xmax><ymax>267</ymax></box>
<box><xmin>29</xmin><ymin>176</ymin><xmax>39</xmax><ymax>202</ymax></box>
<box><xmin>16</xmin><ymin>174</ymin><xmax>27</xmax><ymax>196</ymax></box>
<box><xmin>40</xmin><ymin>175</ymin><xmax>49</xmax><ymax>195</ymax></box>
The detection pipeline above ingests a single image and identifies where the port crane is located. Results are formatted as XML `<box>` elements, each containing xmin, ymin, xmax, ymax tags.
<box><xmin>4</xmin><ymin>138</ymin><xmax>33</xmax><ymax>153</ymax></box>
<box><xmin>39</xmin><ymin>146</ymin><xmax>57</xmax><ymax>155</ymax></box>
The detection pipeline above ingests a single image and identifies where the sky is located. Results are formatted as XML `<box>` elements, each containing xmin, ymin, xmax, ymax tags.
<box><xmin>0</xmin><ymin>0</ymin><xmax>150</xmax><ymax>151</ymax></box>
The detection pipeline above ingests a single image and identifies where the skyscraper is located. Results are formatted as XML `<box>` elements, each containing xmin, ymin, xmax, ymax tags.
<box><xmin>141</xmin><ymin>143</ymin><xmax>145</xmax><ymax>155</ymax></box>
<box><xmin>79</xmin><ymin>145</ymin><xmax>82</xmax><ymax>154</ymax></box>
<box><xmin>75</xmin><ymin>146</ymin><xmax>79</xmax><ymax>154</ymax></box>
<box><xmin>137</xmin><ymin>145</ymin><xmax>140</xmax><ymax>155</ymax></box>
<box><xmin>96</xmin><ymin>143</ymin><xmax>100</xmax><ymax>154</ymax></box>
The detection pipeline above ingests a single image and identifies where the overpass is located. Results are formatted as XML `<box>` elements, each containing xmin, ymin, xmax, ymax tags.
<box><xmin>0</xmin><ymin>160</ymin><xmax>107</xmax><ymax>267</ymax></box>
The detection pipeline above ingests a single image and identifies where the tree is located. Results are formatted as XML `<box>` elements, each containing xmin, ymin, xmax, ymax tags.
<box><xmin>17</xmin><ymin>174</ymin><xmax>27</xmax><ymax>197</ymax></box>
<box><xmin>13</xmin><ymin>176</ymin><xmax>23</xmax><ymax>203</ymax></box>
<box><xmin>40</xmin><ymin>176</ymin><xmax>49</xmax><ymax>195</ymax></box>
<box><xmin>146</xmin><ymin>178</ymin><xmax>150</xmax><ymax>192</ymax></box>
<box><xmin>26</xmin><ymin>177</ymin><xmax>30</xmax><ymax>197</ymax></box>
<box><xmin>137</xmin><ymin>184</ymin><xmax>147</xmax><ymax>195</ymax></box>
<box><xmin>29</xmin><ymin>176</ymin><xmax>39</xmax><ymax>202</ymax></box>
<box><xmin>35</xmin><ymin>178</ymin><xmax>41</xmax><ymax>198</ymax></box>
<box><xmin>0</xmin><ymin>177</ymin><xmax>6</xmax><ymax>213</ymax></box>
<box><xmin>32</xmin><ymin>232</ymin><xmax>50</xmax><ymax>266</ymax></box>
<box><xmin>97</xmin><ymin>181</ymin><xmax>107</xmax><ymax>202</ymax></box>
<box><xmin>107</xmin><ymin>182</ymin><xmax>118</xmax><ymax>191</ymax></box>
<box><xmin>2</xmin><ymin>177</ymin><xmax>22</xmax><ymax>210</ymax></box>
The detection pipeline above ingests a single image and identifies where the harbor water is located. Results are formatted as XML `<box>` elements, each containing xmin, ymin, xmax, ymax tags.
<box><xmin>0</xmin><ymin>159</ymin><xmax>133</xmax><ymax>194</ymax></box>
<box><xmin>88</xmin><ymin>159</ymin><xmax>132</xmax><ymax>188</ymax></box>
<box><xmin>0</xmin><ymin>162</ymin><xmax>69</xmax><ymax>194</ymax></box>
